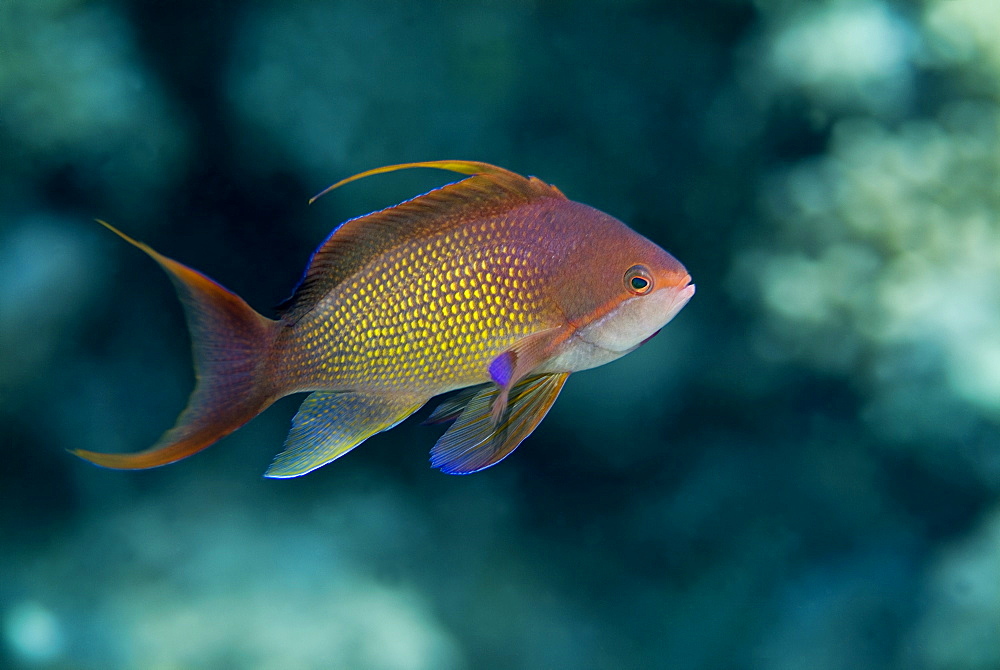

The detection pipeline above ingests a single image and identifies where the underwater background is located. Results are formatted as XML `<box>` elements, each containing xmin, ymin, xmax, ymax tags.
<box><xmin>2</xmin><ymin>0</ymin><xmax>999</xmax><ymax>668</ymax></box>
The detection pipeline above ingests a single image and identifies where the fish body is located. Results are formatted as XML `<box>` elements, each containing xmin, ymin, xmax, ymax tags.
<box><xmin>74</xmin><ymin>161</ymin><xmax>694</xmax><ymax>477</ymax></box>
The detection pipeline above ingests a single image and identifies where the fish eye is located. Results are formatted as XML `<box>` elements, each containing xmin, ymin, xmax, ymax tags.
<box><xmin>624</xmin><ymin>265</ymin><xmax>653</xmax><ymax>295</ymax></box>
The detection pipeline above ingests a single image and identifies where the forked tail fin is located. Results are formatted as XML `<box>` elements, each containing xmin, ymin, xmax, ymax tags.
<box><xmin>72</xmin><ymin>222</ymin><xmax>281</xmax><ymax>470</ymax></box>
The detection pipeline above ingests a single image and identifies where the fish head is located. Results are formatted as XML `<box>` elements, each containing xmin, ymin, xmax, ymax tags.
<box><xmin>544</xmin><ymin>203</ymin><xmax>694</xmax><ymax>372</ymax></box>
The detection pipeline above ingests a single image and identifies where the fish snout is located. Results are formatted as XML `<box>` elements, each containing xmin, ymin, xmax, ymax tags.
<box><xmin>664</xmin><ymin>272</ymin><xmax>694</xmax><ymax>302</ymax></box>
<box><xmin>678</xmin><ymin>275</ymin><xmax>695</xmax><ymax>301</ymax></box>
<box><xmin>661</xmin><ymin>273</ymin><xmax>694</xmax><ymax>320</ymax></box>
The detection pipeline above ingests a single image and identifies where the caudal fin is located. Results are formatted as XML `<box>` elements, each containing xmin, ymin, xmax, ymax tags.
<box><xmin>72</xmin><ymin>222</ymin><xmax>280</xmax><ymax>470</ymax></box>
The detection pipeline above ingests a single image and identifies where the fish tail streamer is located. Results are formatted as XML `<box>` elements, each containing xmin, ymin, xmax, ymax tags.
<box><xmin>72</xmin><ymin>222</ymin><xmax>281</xmax><ymax>470</ymax></box>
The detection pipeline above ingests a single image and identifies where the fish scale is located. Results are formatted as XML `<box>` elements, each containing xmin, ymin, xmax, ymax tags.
<box><xmin>72</xmin><ymin>160</ymin><xmax>693</xmax><ymax>478</ymax></box>
<box><xmin>280</xmin><ymin>218</ymin><xmax>557</xmax><ymax>393</ymax></box>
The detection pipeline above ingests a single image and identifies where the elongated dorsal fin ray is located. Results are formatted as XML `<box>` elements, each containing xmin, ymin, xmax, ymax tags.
<box><xmin>280</xmin><ymin>161</ymin><xmax>567</xmax><ymax>323</ymax></box>
<box><xmin>308</xmin><ymin>160</ymin><xmax>559</xmax><ymax>204</ymax></box>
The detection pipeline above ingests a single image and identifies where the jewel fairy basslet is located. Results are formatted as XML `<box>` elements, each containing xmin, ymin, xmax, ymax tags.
<box><xmin>73</xmin><ymin>161</ymin><xmax>694</xmax><ymax>477</ymax></box>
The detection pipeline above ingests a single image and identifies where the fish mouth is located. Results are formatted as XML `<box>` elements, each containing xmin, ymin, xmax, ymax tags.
<box><xmin>637</xmin><ymin>279</ymin><xmax>694</xmax><ymax>347</ymax></box>
<box><xmin>667</xmin><ymin>275</ymin><xmax>695</xmax><ymax>309</ymax></box>
<box><xmin>678</xmin><ymin>274</ymin><xmax>695</xmax><ymax>298</ymax></box>
<box><xmin>673</xmin><ymin>276</ymin><xmax>696</xmax><ymax>310</ymax></box>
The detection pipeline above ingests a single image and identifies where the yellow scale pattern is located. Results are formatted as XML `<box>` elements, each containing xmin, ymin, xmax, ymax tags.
<box><xmin>282</xmin><ymin>218</ymin><xmax>557</xmax><ymax>395</ymax></box>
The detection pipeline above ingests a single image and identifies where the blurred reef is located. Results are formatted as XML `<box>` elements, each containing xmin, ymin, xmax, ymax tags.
<box><xmin>1</xmin><ymin>0</ymin><xmax>999</xmax><ymax>668</ymax></box>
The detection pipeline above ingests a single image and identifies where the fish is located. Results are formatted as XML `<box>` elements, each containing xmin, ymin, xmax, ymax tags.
<box><xmin>72</xmin><ymin>161</ymin><xmax>695</xmax><ymax>477</ymax></box>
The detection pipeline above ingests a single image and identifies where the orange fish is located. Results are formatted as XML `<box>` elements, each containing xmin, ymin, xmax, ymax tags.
<box><xmin>73</xmin><ymin>161</ymin><xmax>694</xmax><ymax>477</ymax></box>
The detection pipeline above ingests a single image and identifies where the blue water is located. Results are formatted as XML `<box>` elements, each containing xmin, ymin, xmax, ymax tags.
<box><xmin>2</xmin><ymin>1</ymin><xmax>998</xmax><ymax>668</ymax></box>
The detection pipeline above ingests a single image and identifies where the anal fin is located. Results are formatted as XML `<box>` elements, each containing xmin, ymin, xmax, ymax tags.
<box><xmin>430</xmin><ymin>373</ymin><xmax>569</xmax><ymax>474</ymax></box>
<box><xmin>266</xmin><ymin>392</ymin><xmax>424</xmax><ymax>478</ymax></box>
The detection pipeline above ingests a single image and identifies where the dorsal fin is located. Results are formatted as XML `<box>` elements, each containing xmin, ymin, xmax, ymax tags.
<box><xmin>278</xmin><ymin>161</ymin><xmax>566</xmax><ymax>322</ymax></box>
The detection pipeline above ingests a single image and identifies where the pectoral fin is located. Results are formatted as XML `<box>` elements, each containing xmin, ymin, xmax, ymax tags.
<box><xmin>487</xmin><ymin>327</ymin><xmax>564</xmax><ymax>423</ymax></box>
<box><xmin>266</xmin><ymin>392</ymin><xmax>424</xmax><ymax>478</ymax></box>
<box><xmin>430</xmin><ymin>373</ymin><xmax>569</xmax><ymax>474</ymax></box>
